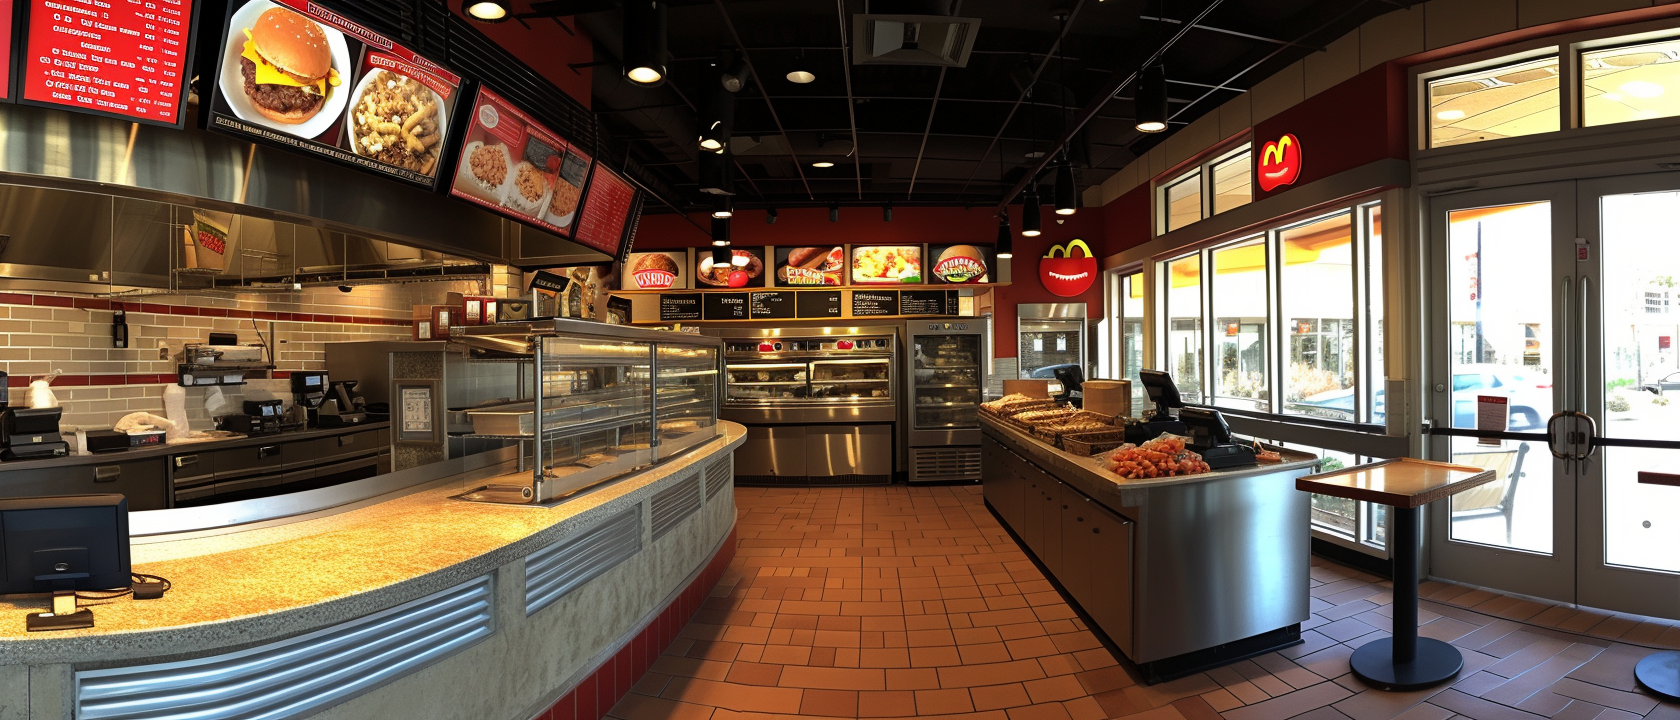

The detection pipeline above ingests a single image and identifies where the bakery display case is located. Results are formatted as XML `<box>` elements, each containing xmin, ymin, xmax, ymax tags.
<box><xmin>906</xmin><ymin>319</ymin><xmax>987</xmax><ymax>483</ymax></box>
<box><xmin>707</xmin><ymin>326</ymin><xmax>900</xmax><ymax>485</ymax></box>
<box><xmin>450</xmin><ymin>319</ymin><xmax>722</xmax><ymax>504</ymax></box>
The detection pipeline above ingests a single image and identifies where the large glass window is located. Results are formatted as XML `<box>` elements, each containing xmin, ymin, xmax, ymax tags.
<box><xmin>1211</xmin><ymin>150</ymin><xmax>1253</xmax><ymax>215</ymax></box>
<box><xmin>1164</xmin><ymin>172</ymin><xmax>1202</xmax><ymax>233</ymax></box>
<box><xmin>1210</xmin><ymin>237</ymin><xmax>1268</xmax><ymax>411</ymax></box>
<box><xmin>1165</xmin><ymin>254</ymin><xmax>1203</xmax><ymax>403</ymax></box>
<box><xmin>1583</xmin><ymin>39</ymin><xmax>1680</xmax><ymax>127</ymax></box>
<box><xmin>1121</xmin><ymin>271</ymin><xmax>1146</xmax><ymax>413</ymax></box>
<box><xmin>1429</xmin><ymin>56</ymin><xmax>1560</xmax><ymax>148</ymax></box>
<box><xmin>1364</xmin><ymin>204</ymin><xmax>1386</xmax><ymax>425</ymax></box>
<box><xmin>1281</xmin><ymin>213</ymin><xmax>1356</xmax><ymax>420</ymax></box>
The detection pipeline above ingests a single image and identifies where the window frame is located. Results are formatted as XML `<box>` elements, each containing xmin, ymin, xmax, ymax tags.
<box><xmin>1154</xmin><ymin>141</ymin><xmax>1253</xmax><ymax>235</ymax></box>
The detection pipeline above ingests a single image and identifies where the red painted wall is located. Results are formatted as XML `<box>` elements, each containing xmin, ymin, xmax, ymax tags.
<box><xmin>450</xmin><ymin>11</ymin><xmax>594</xmax><ymax>110</ymax></box>
<box><xmin>1251</xmin><ymin>63</ymin><xmax>1407</xmax><ymax>202</ymax></box>
<box><xmin>1102</xmin><ymin>185</ymin><xmax>1152</xmax><ymax>258</ymax></box>
<box><xmin>634</xmin><ymin>205</ymin><xmax>1107</xmax><ymax>359</ymax></box>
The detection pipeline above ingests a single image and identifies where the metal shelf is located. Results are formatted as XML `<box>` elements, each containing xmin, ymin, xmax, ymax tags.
<box><xmin>916</xmin><ymin>363</ymin><xmax>978</xmax><ymax>369</ymax></box>
<box><xmin>812</xmin><ymin>378</ymin><xmax>890</xmax><ymax>383</ymax></box>
<box><xmin>916</xmin><ymin>384</ymin><xmax>980</xmax><ymax>389</ymax></box>
<box><xmin>726</xmin><ymin>380</ymin><xmax>806</xmax><ymax>386</ymax></box>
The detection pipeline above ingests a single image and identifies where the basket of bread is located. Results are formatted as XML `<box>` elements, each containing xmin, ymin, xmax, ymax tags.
<box><xmin>1062</xmin><ymin>429</ymin><xmax>1131</xmax><ymax>457</ymax></box>
<box><xmin>1006</xmin><ymin>405</ymin><xmax>1083</xmax><ymax>430</ymax></box>
<box><xmin>980</xmin><ymin>393</ymin><xmax>1057</xmax><ymax>419</ymax></box>
<box><xmin>1030</xmin><ymin>411</ymin><xmax>1117</xmax><ymax>446</ymax></box>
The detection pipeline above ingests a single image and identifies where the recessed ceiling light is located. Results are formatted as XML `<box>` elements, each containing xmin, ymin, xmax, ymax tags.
<box><xmin>1621</xmin><ymin>80</ymin><xmax>1665</xmax><ymax>98</ymax></box>
<box><xmin>787</xmin><ymin>70</ymin><xmax>816</xmax><ymax>83</ymax></box>
<box><xmin>1435</xmin><ymin>109</ymin><xmax>1465</xmax><ymax>121</ymax></box>
<box><xmin>812</xmin><ymin>161</ymin><xmax>835</xmax><ymax>168</ymax></box>
<box><xmin>465</xmin><ymin>0</ymin><xmax>509</xmax><ymax>22</ymax></box>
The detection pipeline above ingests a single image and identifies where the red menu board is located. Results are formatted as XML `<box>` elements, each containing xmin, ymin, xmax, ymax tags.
<box><xmin>18</xmin><ymin>0</ymin><xmax>196</xmax><ymax>124</ymax></box>
<box><xmin>573</xmin><ymin>164</ymin><xmax>637</xmax><ymax>256</ymax></box>
<box><xmin>204</xmin><ymin>0</ymin><xmax>462</xmax><ymax>188</ymax></box>
<box><xmin>448</xmin><ymin>86</ymin><xmax>594</xmax><ymax>237</ymax></box>
<box><xmin>0</xmin><ymin>0</ymin><xmax>12</xmax><ymax>101</ymax></box>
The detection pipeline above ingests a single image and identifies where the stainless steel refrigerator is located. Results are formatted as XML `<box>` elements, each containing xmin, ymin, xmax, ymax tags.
<box><xmin>905</xmin><ymin>319</ymin><xmax>987</xmax><ymax>483</ymax></box>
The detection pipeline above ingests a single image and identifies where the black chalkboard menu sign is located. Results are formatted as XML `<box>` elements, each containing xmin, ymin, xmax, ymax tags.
<box><xmin>749</xmin><ymin>291</ymin><xmax>796</xmax><ymax>319</ymax></box>
<box><xmin>900</xmin><ymin>290</ymin><xmax>956</xmax><ymax>316</ymax></box>
<box><xmin>851</xmin><ymin>290</ymin><xmax>899</xmax><ymax>317</ymax></box>
<box><xmin>703</xmin><ymin>293</ymin><xmax>749</xmax><ymax>320</ymax></box>
<box><xmin>659</xmin><ymin>293</ymin><xmax>701</xmax><ymax>321</ymax></box>
<box><xmin>796</xmin><ymin>291</ymin><xmax>843</xmax><ymax>319</ymax></box>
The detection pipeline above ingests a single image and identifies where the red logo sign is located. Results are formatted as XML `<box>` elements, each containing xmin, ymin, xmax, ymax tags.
<box><xmin>1258</xmin><ymin>134</ymin><xmax>1302</xmax><ymax>192</ymax></box>
<box><xmin>631</xmin><ymin>269</ymin><xmax>676</xmax><ymax>290</ymax></box>
<box><xmin>933</xmin><ymin>256</ymin><xmax>987</xmax><ymax>284</ymax></box>
<box><xmin>1039</xmin><ymin>240</ymin><xmax>1097</xmax><ymax>297</ymax></box>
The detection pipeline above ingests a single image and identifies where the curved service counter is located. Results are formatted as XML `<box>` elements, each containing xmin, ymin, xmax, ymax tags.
<box><xmin>981</xmin><ymin>415</ymin><xmax>1322</xmax><ymax>683</ymax></box>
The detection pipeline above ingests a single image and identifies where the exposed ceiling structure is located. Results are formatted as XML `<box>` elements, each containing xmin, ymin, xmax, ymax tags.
<box><xmin>506</xmin><ymin>0</ymin><xmax>1404</xmax><ymax>214</ymax></box>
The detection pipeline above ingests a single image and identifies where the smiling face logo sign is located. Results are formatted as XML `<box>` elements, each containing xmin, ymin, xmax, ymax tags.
<box><xmin>1039</xmin><ymin>239</ymin><xmax>1097</xmax><ymax>297</ymax></box>
<box><xmin>1258</xmin><ymin>134</ymin><xmax>1302</xmax><ymax>192</ymax></box>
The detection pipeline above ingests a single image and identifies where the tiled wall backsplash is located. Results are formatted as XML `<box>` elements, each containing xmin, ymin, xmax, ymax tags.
<box><xmin>0</xmin><ymin>279</ymin><xmax>502</xmax><ymax>430</ymax></box>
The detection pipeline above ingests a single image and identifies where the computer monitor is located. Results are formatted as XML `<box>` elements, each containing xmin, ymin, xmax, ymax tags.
<box><xmin>0</xmin><ymin>494</ymin><xmax>130</xmax><ymax>596</ymax></box>
<box><xmin>1138</xmin><ymin>369</ymin><xmax>1184</xmax><ymax>417</ymax></box>
<box><xmin>1052</xmin><ymin>365</ymin><xmax>1086</xmax><ymax>395</ymax></box>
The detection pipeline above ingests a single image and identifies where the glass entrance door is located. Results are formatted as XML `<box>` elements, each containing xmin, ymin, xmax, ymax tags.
<box><xmin>1428</xmin><ymin>179</ymin><xmax>1680</xmax><ymax>619</ymax></box>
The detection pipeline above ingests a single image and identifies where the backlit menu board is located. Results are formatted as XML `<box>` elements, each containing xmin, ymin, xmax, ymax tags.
<box><xmin>0</xmin><ymin>0</ymin><xmax>13</xmax><ymax>101</ymax></box>
<box><xmin>18</xmin><ymin>0</ymin><xmax>197</xmax><ymax>125</ymax></box>
<box><xmin>573</xmin><ymin>163</ymin><xmax>639</xmax><ymax>256</ymax></box>
<box><xmin>449</xmin><ymin>85</ymin><xmax>594</xmax><ymax>238</ymax></box>
<box><xmin>204</xmin><ymin>0</ymin><xmax>461</xmax><ymax>188</ymax></box>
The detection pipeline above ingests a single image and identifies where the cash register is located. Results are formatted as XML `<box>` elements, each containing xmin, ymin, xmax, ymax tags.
<box><xmin>1129</xmin><ymin>370</ymin><xmax>1257</xmax><ymax>469</ymax></box>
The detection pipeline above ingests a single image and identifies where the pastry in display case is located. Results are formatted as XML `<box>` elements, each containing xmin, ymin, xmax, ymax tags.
<box><xmin>447</xmin><ymin>319</ymin><xmax>722</xmax><ymax>504</ymax></box>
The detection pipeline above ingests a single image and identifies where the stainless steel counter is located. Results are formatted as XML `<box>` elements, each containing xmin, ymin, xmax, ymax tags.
<box><xmin>981</xmin><ymin>416</ymin><xmax>1321</xmax><ymax>683</ymax></box>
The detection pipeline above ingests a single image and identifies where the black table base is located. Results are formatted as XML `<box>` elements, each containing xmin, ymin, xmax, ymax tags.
<box><xmin>1635</xmin><ymin>651</ymin><xmax>1680</xmax><ymax>701</ymax></box>
<box><xmin>1350</xmin><ymin>506</ymin><xmax>1462</xmax><ymax>691</ymax></box>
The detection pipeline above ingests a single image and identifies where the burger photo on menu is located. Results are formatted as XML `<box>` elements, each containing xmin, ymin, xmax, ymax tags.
<box><xmin>775</xmin><ymin>247</ymin><xmax>845</xmax><ymax>287</ymax></box>
<box><xmin>218</xmin><ymin>1</ymin><xmax>350</xmax><ymax>137</ymax></box>
<box><xmin>930</xmin><ymin>244</ymin><xmax>991</xmax><ymax>284</ymax></box>
<box><xmin>622</xmin><ymin>251</ymin><xmax>689</xmax><ymax>290</ymax></box>
<box><xmin>696</xmin><ymin>249</ymin><xmax>766</xmax><ymax>289</ymax></box>
<box><xmin>851</xmin><ymin>245</ymin><xmax>923</xmax><ymax>284</ymax></box>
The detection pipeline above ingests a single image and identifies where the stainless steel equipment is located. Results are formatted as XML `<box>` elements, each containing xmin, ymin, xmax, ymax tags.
<box><xmin>1017</xmin><ymin>303</ymin><xmax>1089</xmax><ymax>394</ymax></box>
<box><xmin>443</xmin><ymin>319</ymin><xmax>722</xmax><ymax>504</ymax></box>
<box><xmin>707</xmin><ymin>326</ymin><xmax>900</xmax><ymax>485</ymax></box>
<box><xmin>906</xmin><ymin>319</ymin><xmax>987</xmax><ymax>483</ymax></box>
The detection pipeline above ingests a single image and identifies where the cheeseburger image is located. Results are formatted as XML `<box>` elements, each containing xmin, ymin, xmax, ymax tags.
<box><xmin>932</xmin><ymin>245</ymin><xmax>988</xmax><ymax>283</ymax></box>
<box><xmin>238</xmin><ymin>7</ymin><xmax>342</xmax><ymax>125</ymax></box>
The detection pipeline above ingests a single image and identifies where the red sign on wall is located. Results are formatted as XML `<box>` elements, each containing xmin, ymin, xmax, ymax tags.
<box><xmin>1257</xmin><ymin>134</ymin><xmax>1303</xmax><ymax>192</ymax></box>
<box><xmin>1039</xmin><ymin>239</ymin><xmax>1097</xmax><ymax>298</ymax></box>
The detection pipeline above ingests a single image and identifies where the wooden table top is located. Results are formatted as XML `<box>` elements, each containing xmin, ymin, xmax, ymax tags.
<box><xmin>1295</xmin><ymin>458</ymin><xmax>1498</xmax><ymax>509</ymax></box>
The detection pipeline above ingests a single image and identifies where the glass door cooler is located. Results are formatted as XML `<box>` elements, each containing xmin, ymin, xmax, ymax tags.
<box><xmin>708</xmin><ymin>327</ymin><xmax>901</xmax><ymax>486</ymax></box>
<box><xmin>906</xmin><ymin>320</ymin><xmax>987</xmax><ymax>483</ymax></box>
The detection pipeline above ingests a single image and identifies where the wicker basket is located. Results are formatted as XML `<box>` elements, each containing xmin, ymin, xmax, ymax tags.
<box><xmin>1031</xmin><ymin>411</ymin><xmax>1117</xmax><ymax>444</ymax></box>
<box><xmin>982</xmin><ymin>398</ymin><xmax>1057</xmax><ymax>418</ymax></box>
<box><xmin>1008</xmin><ymin>407</ymin><xmax>1080</xmax><ymax>430</ymax></box>
<box><xmin>1062</xmin><ymin>429</ymin><xmax>1131</xmax><ymax>456</ymax></box>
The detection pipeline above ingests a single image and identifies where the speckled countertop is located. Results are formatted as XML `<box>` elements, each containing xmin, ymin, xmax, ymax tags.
<box><xmin>982</xmin><ymin>416</ymin><xmax>1319</xmax><ymax>496</ymax></box>
<box><xmin>0</xmin><ymin>422</ymin><xmax>747</xmax><ymax>666</ymax></box>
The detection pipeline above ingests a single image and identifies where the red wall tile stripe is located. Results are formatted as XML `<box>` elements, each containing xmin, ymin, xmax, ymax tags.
<box><xmin>530</xmin><ymin>525</ymin><xmax>738</xmax><ymax>720</ymax></box>
<box><xmin>0</xmin><ymin>292</ymin><xmax>413</xmax><ymax>327</ymax></box>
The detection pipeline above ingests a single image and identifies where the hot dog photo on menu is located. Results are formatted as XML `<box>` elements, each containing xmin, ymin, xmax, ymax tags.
<box><xmin>774</xmin><ymin>246</ymin><xmax>846</xmax><ymax>287</ymax></box>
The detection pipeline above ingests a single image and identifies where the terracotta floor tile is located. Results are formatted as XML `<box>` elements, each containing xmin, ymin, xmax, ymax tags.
<box><xmin>1004</xmin><ymin>702</ymin><xmax>1078</xmax><ymax>720</ymax></box>
<box><xmin>727</xmin><ymin>662</ymin><xmax>786</xmax><ymax>687</ymax></box>
<box><xmin>956</xmin><ymin>627</ymin><xmax>1007</xmax><ymax>645</ymax></box>
<box><xmin>799</xmin><ymin>689</ymin><xmax>858</xmax><ymax>716</ymax></box>
<box><xmin>1036</xmin><ymin>654</ymin><xmax>1082</xmax><ymax>678</ymax></box>
<box><xmin>661</xmin><ymin>677</ymin><xmax>805</xmax><ymax>715</ymax></box>
<box><xmin>607</xmin><ymin>692</ymin><xmax>717</xmax><ymax>720</ymax></box>
<box><xmin>861</xmin><ymin>648</ymin><xmax>912</xmax><ymax>669</ymax></box>
<box><xmin>912</xmin><ymin>646</ymin><xmax>965</xmax><ymax>667</ymax></box>
<box><xmin>961</xmin><ymin>643</ymin><xmax>1017</xmax><ymax>665</ymax></box>
<box><xmin>972</xmin><ymin>683</ymin><xmax>1034</xmax><ymax>711</ymax></box>
<box><xmin>761</xmin><ymin>645</ymin><xmax>813</xmax><ymax>666</ymax></box>
<box><xmin>809</xmin><ymin>647</ymin><xmax>839</xmax><ymax>667</ymax></box>
<box><xmin>939</xmin><ymin>659</ymin><xmax>1051</xmax><ymax>688</ymax></box>
<box><xmin>886</xmin><ymin>667</ymin><xmax>942</xmax><ymax>690</ymax></box>
<box><xmin>917</xmin><ymin>688</ymin><xmax>978</xmax><ymax>715</ymax></box>
<box><xmin>1023</xmin><ymin>674</ymin><xmax>1086</xmax><ymax>704</ymax></box>
<box><xmin>778</xmin><ymin>666</ymin><xmax>888</xmax><ymax>691</ymax></box>
<box><xmin>1006</xmin><ymin>636</ymin><xmax>1061</xmax><ymax>660</ymax></box>
<box><xmin>858</xmin><ymin>690</ymin><xmax>918</xmax><ymax>718</ymax></box>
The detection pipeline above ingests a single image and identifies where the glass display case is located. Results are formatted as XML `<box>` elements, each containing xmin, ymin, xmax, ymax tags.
<box><xmin>721</xmin><ymin>335</ymin><xmax>896</xmax><ymax>411</ymax></box>
<box><xmin>906</xmin><ymin>320</ymin><xmax>987</xmax><ymax>483</ymax></box>
<box><xmin>449</xmin><ymin>319</ymin><xmax>722</xmax><ymax>504</ymax></box>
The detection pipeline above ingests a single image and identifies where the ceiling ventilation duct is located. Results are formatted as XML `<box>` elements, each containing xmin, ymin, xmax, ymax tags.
<box><xmin>851</xmin><ymin>14</ymin><xmax>980</xmax><ymax>68</ymax></box>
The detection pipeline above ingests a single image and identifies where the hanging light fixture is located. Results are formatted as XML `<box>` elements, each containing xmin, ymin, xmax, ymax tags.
<box><xmin>711</xmin><ymin>196</ymin><xmax>734</xmax><ymax>219</ymax></box>
<box><xmin>812</xmin><ymin>161</ymin><xmax>835</xmax><ymax>168</ymax></box>
<box><xmin>883</xmin><ymin>202</ymin><xmax>893</xmax><ymax>222</ymax></box>
<box><xmin>622</xmin><ymin>1</ymin><xmax>667</xmax><ymax>86</ymax></box>
<box><xmin>1054</xmin><ymin>153</ymin><xmax>1077</xmax><ymax>216</ymax></box>
<box><xmin>720</xmin><ymin>56</ymin><xmax>752</xmax><ymax>92</ymax></box>
<box><xmin>464</xmin><ymin>0</ymin><xmax>509</xmax><ymax>22</ymax></box>
<box><xmin>698</xmin><ymin>82</ymin><xmax>734</xmax><ymax>152</ymax></box>
<box><xmin>829</xmin><ymin>203</ymin><xmax>840</xmax><ymax>222</ymax></box>
<box><xmin>1021</xmin><ymin>185</ymin><xmax>1042</xmax><ymax>237</ymax></box>
<box><xmin>787</xmin><ymin>48</ymin><xmax>815</xmax><ymax>83</ymax></box>
<box><xmin>996</xmin><ymin>217</ymin><xmax>1013</xmax><ymax>259</ymax></box>
<box><xmin>766</xmin><ymin>207</ymin><xmax>778</xmax><ymax>224</ymax></box>
<box><xmin>1135</xmin><ymin>62</ymin><xmax>1168</xmax><ymax>133</ymax></box>
<box><xmin>711</xmin><ymin>217</ymin><xmax>731</xmax><ymax>250</ymax></box>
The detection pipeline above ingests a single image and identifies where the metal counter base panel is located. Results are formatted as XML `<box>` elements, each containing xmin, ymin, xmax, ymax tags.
<box><xmin>731</xmin><ymin>423</ymin><xmax>894</xmax><ymax>486</ymax></box>
<box><xmin>981</xmin><ymin>495</ymin><xmax>1302</xmax><ymax>684</ymax></box>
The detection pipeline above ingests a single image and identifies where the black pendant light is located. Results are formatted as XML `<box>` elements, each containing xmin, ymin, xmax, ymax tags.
<box><xmin>698</xmin><ymin>81</ymin><xmax>735</xmax><ymax>153</ymax></box>
<box><xmin>883</xmin><ymin>202</ymin><xmax>893</xmax><ymax>222</ymax></box>
<box><xmin>765</xmin><ymin>207</ymin><xmax>778</xmax><ymax>224</ymax></box>
<box><xmin>622</xmin><ymin>1</ymin><xmax>667</xmax><ymax>86</ymax></box>
<box><xmin>1135</xmin><ymin>62</ymin><xmax>1168</xmax><ymax>133</ymax></box>
<box><xmin>1021</xmin><ymin>185</ymin><xmax>1042</xmax><ymax>237</ymax></box>
<box><xmin>829</xmin><ymin>203</ymin><xmax>840</xmax><ymax>223</ymax></box>
<box><xmin>720</xmin><ymin>56</ymin><xmax>752</xmax><ymax>93</ymax></box>
<box><xmin>996</xmin><ymin>217</ymin><xmax>1013</xmax><ymax>259</ymax></box>
<box><xmin>1054</xmin><ymin>153</ymin><xmax>1077</xmax><ymax>216</ymax></box>
<box><xmin>711</xmin><ymin>217</ymin><xmax>731</xmax><ymax>253</ymax></box>
<box><xmin>711</xmin><ymin>196</ymin><xmax>733</xmax><ymax>219</ymax></box>
<box><xmin>464</xmin><ymin>0</ymin><xmax>510</xmax><ymax>22</ymax></box>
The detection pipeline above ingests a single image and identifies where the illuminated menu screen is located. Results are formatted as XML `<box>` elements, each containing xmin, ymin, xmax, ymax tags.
<box><xmin>448</xmin><ymin>86</ymin><xmax>594</xmax><ymax>239</ymax></box>
<box><xmin>19</xmin><ymin>0</ymin><xmax>196</xmax><ymax>125</ymax></box>
<box><xmin>573</xmin><ymin>164</ymin><xmax>638</xmax><ymax>257</ymax></box>
<box><xmin>0</xmin><ymin>0</ymin><xmax>12</xmax><ymax>100</ymax></box>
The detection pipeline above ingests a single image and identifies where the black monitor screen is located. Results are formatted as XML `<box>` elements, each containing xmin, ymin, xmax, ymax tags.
<box><xmin>1139</xmin><ymin>369</ymin><xmax>1183</xmax><ymax>411</ymax></box>
<box><xmin>0</xmin><ymin>494</ymin><xmax>130</xmax><ymax>595</ymax></box>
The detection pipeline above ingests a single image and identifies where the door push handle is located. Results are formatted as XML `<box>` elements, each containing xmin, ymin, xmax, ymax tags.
<box><xmin>174</xmin><ymin>455</ymin><xmax>198</xmax><ymax>468</ymax></box>
<box><xmin>339</xmin><ymin>434</ymin><xmax>355</xmax><ymax>446</ymax></box>
<box><xmin>258</xmin><ymin>445</ymin><xmax>281</xmax><ymax>459</ymax></box>
<box><xmin>94</xmin><ymin>466</ymin><xmax>120</xmax><ymax>482</ymax></box>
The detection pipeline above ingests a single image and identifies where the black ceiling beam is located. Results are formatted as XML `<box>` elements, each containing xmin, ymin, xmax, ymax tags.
<box><xmin>906</xmin><ymin>0</ymin><xmax>962</xmax><ymax>199</ymax></box>
<box><xmin>835</xmin><ymin>0</ymin><xmax>863</xmax><ymax>199</ymax></box>
<box><xmin>713</xmin><ymin>0</ymin><xmax>814</xmax><ymax>199</ymax></box>
<box><xmin>953</xmin><ymin>0</ymin><xmax>1088</xmax><ymax>197</ymax></box>
<box><xmin>1138</xmin><ymin>15</ymin><xmax>1325</xmax><ymax>52</ymax></box>
<box><xmin>994</xmin><ymin>0</ymin><xmax>1224</xmax><ymax>216</ymax></box>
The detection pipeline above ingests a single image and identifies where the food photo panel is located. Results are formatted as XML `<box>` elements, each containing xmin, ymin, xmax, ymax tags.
<box><xmin>774</xmin><ymin>246</ymin><xmax>845</xmax><ymax>287</ymax></box>
<box><xmin>448</xmin><ymin>86</ymin><xmax>592</xmax><ymax>237</ymax></box>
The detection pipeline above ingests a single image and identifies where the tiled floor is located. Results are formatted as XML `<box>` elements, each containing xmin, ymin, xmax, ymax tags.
<box><xmin>606</xmin><ymin>485</ymin><xmax>1680</xmax><ymax>720</ymax></box>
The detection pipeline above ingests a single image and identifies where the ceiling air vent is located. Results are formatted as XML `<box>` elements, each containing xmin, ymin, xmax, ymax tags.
<box><xmin>851</xmin><ymin>14</ymin><xmax>981</xmax><ymax>68</ymax></box>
